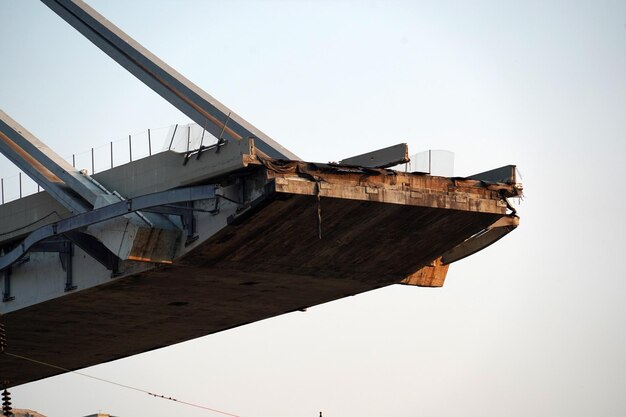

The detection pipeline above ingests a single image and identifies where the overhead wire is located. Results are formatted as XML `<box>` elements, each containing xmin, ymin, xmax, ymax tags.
<box><xmin>3</xmin><ymin>351</ymin><xmax>241</xmax><ymax>417</ymax></box>
<box><xmin>0</xmin><ymin>211</ymin><xmax>62</xmax><ymax>237</ymax></box>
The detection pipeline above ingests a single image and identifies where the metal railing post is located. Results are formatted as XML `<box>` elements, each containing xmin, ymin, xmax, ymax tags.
<box><xmin>428</xmin><ymin>149</ymin><xmax>432</xmax><ymax>174</ymax></box>
<box><xmin>148</xmin><ymin>128</ymin><xmax>152</xmax><ymax>156</ymax></box>
<box><xmin>168</xmin><ymin>124</ymin><xmax>178</xmax><ymax>150</ymax></box>
<box><xmin>199</xmin><ymin>124</ymin><xmax>206</xmax><ymax>150</ymax></box>
<box><xmin>19</xmin><ymin>172</ymin><xmax>22</xmax><ymax>198</ymax></box>
<box><xmin>129</xmin><ymin>134</ymin><xmax>133</xmax><ymax>162</ymax></box>
<box><xmin>187</xmin><ymin>125</ymin><xmax>191</xmax><ymax>152</ymax></box>
<box><xmin>110</xmin><ymin>141</ymin><xmax>114</xmax><ymax>168</ymax></box>
<box><xmin>91</xmin><ymin>148</ymin><xmax>95</xmax><ymax>174</ymax></box>
<box><xmin>1</xmin><ymin>178</ymin><xmax>4</xmax><ymax>204</ymax></box>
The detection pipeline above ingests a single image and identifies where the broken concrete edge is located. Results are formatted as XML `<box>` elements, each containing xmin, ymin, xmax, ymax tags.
<box><xmin>258</xmin><ymin>158</ymin><xmax>520</xmax><ymax>215</ymax></box>
<box><xmin>0</xmin><ymin>148</ymin><xmax>521</xmax><ymax>244</ymax></box>
<box><xmin>251</xmin><ymin>157</ymin><xmax>521</xmax><ymax>289</ymax></box>
<box><xmin>399</xmin><ymin>257</ymin><xmax>450</xmax><ymax>288</ymax></box>
<box><xmin>0</xmin><ymin>153</ymin><xmax>521</xmax><ymax>281</ymax></box>
<box><xmin>251</xmin><ymin>156</ymin><xmax>522</xmax><ymax>198</ymax></box>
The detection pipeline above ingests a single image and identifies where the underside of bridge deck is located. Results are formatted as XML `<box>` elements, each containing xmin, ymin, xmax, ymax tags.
<box><xmin>0</xmin><ymin>161</ymin><xmax>518</xmax><ymax>387</ymax></box>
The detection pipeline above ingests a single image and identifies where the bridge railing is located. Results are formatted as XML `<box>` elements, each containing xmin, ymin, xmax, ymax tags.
<box><xmin>0</xmin><ymin>123</ymin><xmax>219</xmax><ymax>205</ymax></box>
<box><xmin>0</xmin><ymin>172</ymin><xmax>40</xmax><ymax>204</ymax></box>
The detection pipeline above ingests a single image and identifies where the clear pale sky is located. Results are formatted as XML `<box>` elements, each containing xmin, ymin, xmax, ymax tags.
<box><xmin>1</xmin><ymin>1</ymin><xmax>625</xmax><ymax>416</ymax></box>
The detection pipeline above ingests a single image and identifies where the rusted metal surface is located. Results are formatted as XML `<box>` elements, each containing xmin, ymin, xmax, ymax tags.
<box><xmin>0</xmin><ymin>132</ymin><xmax>63</xmax><ymax>184</ymax></box>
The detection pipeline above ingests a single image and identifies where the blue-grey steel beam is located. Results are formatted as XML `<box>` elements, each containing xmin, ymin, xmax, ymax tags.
<box><xmin>64</xmin><ymin>230</ymin><xmax>118</xmax><ymax>273</ymax></box>
<box><xmin>0</xmin><ymin>110</ymin><xmax>105</xmax><ymax>213</ymax></box>
<box><xmin>467</xmin><ymin>165</ymin><xmax>517</xmax><ymax>184</ymax></box>
<box><xmin>339</xmin><ymin>143</ymin><xmax>409</xmax><ymax>168</ymax></box>
<box><xmin>0</xmin><ymin>184</ymin><xmax>217</xmax><ymax>271</ymax></box>
<box><xmin>41</xmin><ymin>0</ymin><xmax>299</xmax><ymax>161</ymax></box>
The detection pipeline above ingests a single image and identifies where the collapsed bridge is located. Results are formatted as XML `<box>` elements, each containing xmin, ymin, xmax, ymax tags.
<box><xmin>0</xmin><ymin>0</ymin><xmax>522</xmax><ymax>388</ymax></box>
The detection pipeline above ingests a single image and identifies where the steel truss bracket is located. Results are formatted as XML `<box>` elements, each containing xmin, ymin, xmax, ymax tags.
<box><xmin>31</xmin><ymin>237</ymin><xmax>72</xmax><ymax>254</ymax></box>
<box><xmin>31</xmin><ymin>237</ymin><xmax>77</xmax><ymax>291</ymax></box>
<box><xmin>64</xmin><ymin>231</ymin><xmax>119</xmax><ymax>278</ymax></box>
<box><xmin>142</xmin><ymin>203</ymin><xmax>200</xmax><ymax>246</ymax></box>
<box><xmin>0</xmin><ymin>184</ymin><xmax>217</xmax><ymax>272</ymax></box>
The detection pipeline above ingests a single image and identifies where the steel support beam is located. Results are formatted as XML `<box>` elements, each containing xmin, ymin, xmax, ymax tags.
<box><xmin>41</xmin><ymin>0</ymin><xmax>299</xmax><ymax>161</ymax></box>
<box><xmin>339</xmin><ymin>143</ymin><xmax>409</xmax><ymax>168</ymax></box>
<box><xmin>31</xmin><ymin>237</ymin><xmax>77</xmax><ymax>291</ymax></box>
<box><xmin>64</xmin><ymin>230</ymin><xmax>118</xmax><ymax>275</ymax></box>
<box><xmin>0</xmin><ymin>184</ymin><xmax>217</xmax><ymax>271</ymax></box>
<box><xmin>467</xmin><ymin>165</ymin><xmax>517</xmax><ymax>184</ymax></box>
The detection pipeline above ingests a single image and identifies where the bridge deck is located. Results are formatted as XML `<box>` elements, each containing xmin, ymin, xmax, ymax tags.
<box><xmin>0</xmin><ymin>159</ymin><xmax>518</xmax><ymax>387</ymax></box>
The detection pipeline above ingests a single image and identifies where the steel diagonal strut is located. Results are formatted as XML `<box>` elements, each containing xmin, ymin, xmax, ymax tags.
<box><xmin>0</xmin><ymin>110</ymin><xmax>188</xmax><ymax>264</ymax></box>
<box><xmin>0</xmin><ymin>184</ymin><xmax>217</xmax><ymax>271</ymax></box>
<box><xmin>40</xmin><ymin>0</ymin><xmax>299</xmax><ymax>161</ymax></box>
<box><xmin>0</xmin><ymin>110</ymin><xmax>104</xmax><ymax>213</ymax></box>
